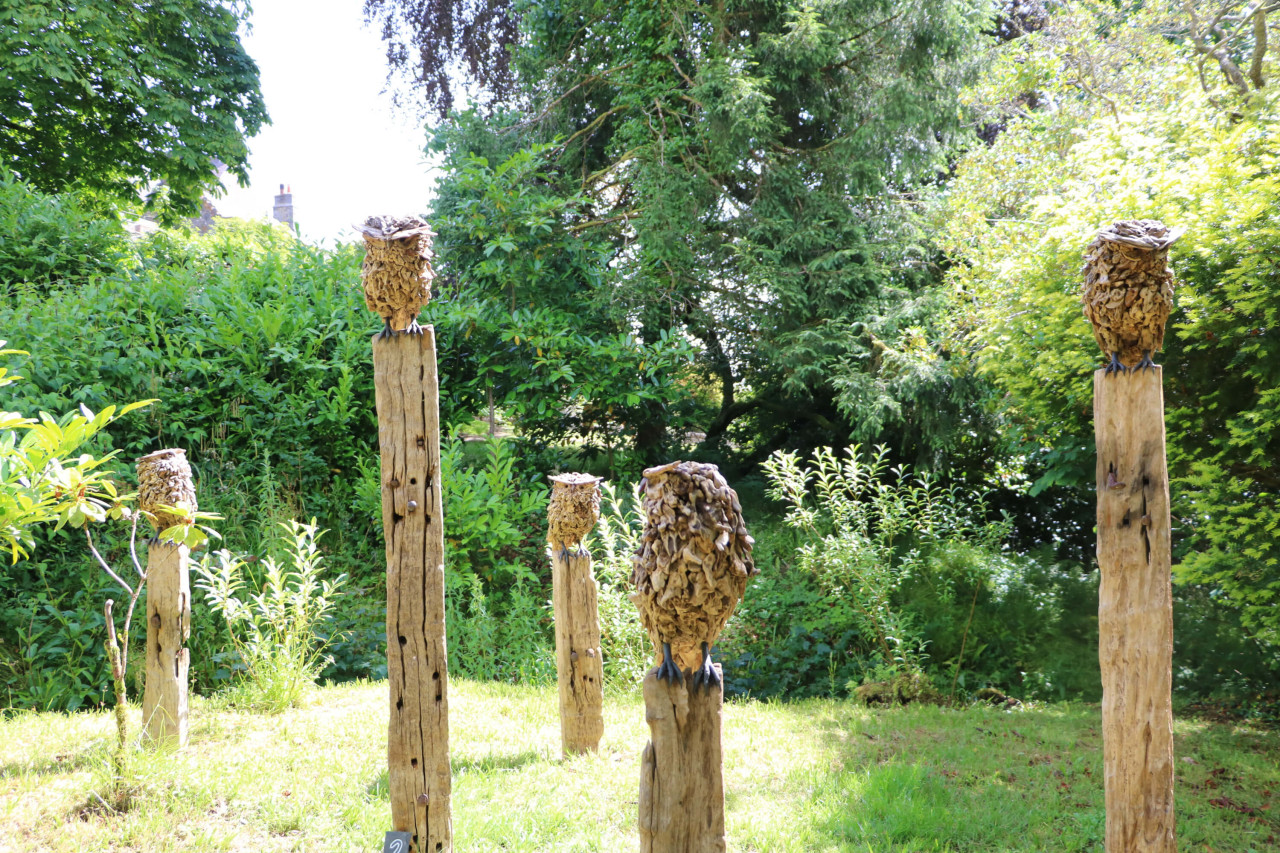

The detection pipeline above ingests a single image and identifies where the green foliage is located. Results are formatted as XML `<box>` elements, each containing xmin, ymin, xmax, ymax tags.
<box><xmin>0</xmin><ymin>224</ymin><xmax>377</xmax><ymax>575</ymax></box>
<box><xmin>423</xmin><ymin>0</ymin><xmax>995</xmax><ymax>464</ymax></box>
<box><xmin>0</xmin><ymin>171</ymin><xmax>133</xmax><ymax>291</ymax></box>
<box><xmin>944</xmin><ymin>1</ymin><xmax>1280</xmax><ymax>643</ymax></box>
<box><xmin>0</xmin><ymin>342</ymin><xmax>151</xmax><ymax>561</ymax></box>
<box><xmin>1</xmin><ymin>585</ymin><xmax>110</xmax><ymax>711</ymax></box>
<box><xmin>764</xmin><ymin>444</ymin><xmax>1007</xmax><ymax>677</ymax></box>
<box><xmin>425</xmin><ymin>127</ymin><xmax>697</xmax><ymax>458</ymax></box>
<box><xmin>0</xmin><ymin>0</ymin><xmax>268</xmax><ymax>221</ymax></box>
<box><xmin>194</xmin><ymin>520</ymin><xmax>347</xmax><ymax>712</ymax></box>
<box><xmin>356</xmin><ymin>436</ymin><xmax>555</xmax><ymax>683</ymax></box>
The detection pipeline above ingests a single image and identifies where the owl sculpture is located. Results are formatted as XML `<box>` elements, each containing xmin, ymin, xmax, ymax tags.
<box><xmin>1082</xmin><ymin>219</ymin><xmax>1184</xmax><ymax>373</ymax></box>
<box><xmin>136</xmin><ymin>448</ymin><xmax>197</xmax><ymax>541</ymax></box>
<box><xmin>630</xmin><ymin>461</ymin><xmax>756</xmax><ymax>691</ymax></box>
<box><xmin>547</xmin><ymin>473</ymin><xmax>603</xmax><ymax>559</ymax></box>
<box><xmin>356</xmin><ymin>215</ymin><xmax>436</xmax><ymax>339</ymax></box>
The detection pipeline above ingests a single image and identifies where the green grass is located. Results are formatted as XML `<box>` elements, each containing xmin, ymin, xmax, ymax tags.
<box><xmin>1</xmin><ymin>680</ymin><xmax>1277</xmax><ymax>851</ymax></box>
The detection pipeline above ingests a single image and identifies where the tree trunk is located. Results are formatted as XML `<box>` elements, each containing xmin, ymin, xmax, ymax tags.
<box><xmin>375</xmin><ymin>329</ymin><xmax>452</xmax><ymax>853</ymax></box>
<box><xmin>142</xmin><ymin>541</ymin><xmax>189</xmax><ymax>747</ymax></box>
<box><xmin>552</xmin><ymin>548</ymin><xmax>604</xmax><ymax>756</ymax></box>
<box><xmin>1094</xmin><ymin>367</ymin><xmax>1176</xmax><ymax>853</ymax></box>
<box><xmin>638</xmin><ymin>668</ymin><xmax>727</xmax><ymax>853</ymax></box>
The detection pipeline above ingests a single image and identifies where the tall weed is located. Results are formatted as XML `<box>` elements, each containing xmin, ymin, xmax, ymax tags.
<box><xmin>194</xmin><ymin>520</ymin><xmax>346</xmax><ymax>712</ymax></box>
<box><xmin>761</xmin><ymin>445</ymin><xmax>1010</xmax><ymax>690</ymax></box>
<box><xmin>591</xmin><ymin>481</ymin><xmax>650</xmax><ymax>687</ymax></box>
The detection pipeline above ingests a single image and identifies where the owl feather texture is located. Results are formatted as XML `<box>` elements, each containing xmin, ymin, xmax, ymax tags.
<box><xmin>136</xmin><ymin>448</ymin><xmax>197</xmax><ymax>540</ymax></box>
<box><xmin>547</xmin><ymin>473</ymin><xmax>603</xmax><ymax>558</ymax></box>
<box><xmin>630</xmin><ymin>461</ymin><xmax>756</xmax><ymax>691</ymax></box>
<box><xmin>1081</xmin><ymin>219</ymin><xmax>1184</xmax><ymax>374</ymax></box>
<box><xmin>356</xmin><ymin>215</ymin><xmax>435</xmax><ymax>339</ymax></box>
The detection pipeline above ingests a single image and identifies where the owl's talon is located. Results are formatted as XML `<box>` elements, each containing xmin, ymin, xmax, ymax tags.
<box><xmin>655</xmin><ymin>642</ymin><xmax>684</xmax><ymax>686</ymax></box>
<box><xmin>690</xmin><ymin>642</ymin><xmax>719</xmax><ymax>693</ymax></box>
<box><xmin>1135</xmin><ymin>351</ymin><xmax>1158</xmax><ymax>372</ymax></box>
<box><xmin>407</xmin><ymin>320</ymin><xmax>423</xmax><ymax>336</ymax></box>
<box><xmin>376</xmin><ymin>320</ymin><xmax>394</xmax><ymax>340</ymax></box>
<box><xmin>1103</xmin><ymin>353</ymin><xmax>1128</xmax><ymax>375</ymax></box>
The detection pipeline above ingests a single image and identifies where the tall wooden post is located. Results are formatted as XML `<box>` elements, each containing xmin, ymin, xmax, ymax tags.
<box><xmin>362</xmin><ymin>216</ymin><xmax>451</xmax><ymax>853</ymax></box>
<box><xmin>548</xmin><ymin>473</ymin><xmax>605</xmax><ymax>756</ymax></box>
<box><xmin>1095</xmin><ymin>368</ymin><xmax>1176</xmax><ymax>852</ymax></box>
<box><xmin>137</xmin><ymin>448</ymin><xmax>196</xmax><ymax>748</ymax></box>
<box><xmin>639</xmin><ymin>672</ymin><xmax>727</xmax><ymax>853</ymax></box>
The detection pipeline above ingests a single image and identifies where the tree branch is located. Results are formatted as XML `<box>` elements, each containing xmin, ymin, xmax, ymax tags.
<box><xmin>1250</xmin><ymin>7</ymin><xmax>1268</xmax><ymax>88</ymax></box>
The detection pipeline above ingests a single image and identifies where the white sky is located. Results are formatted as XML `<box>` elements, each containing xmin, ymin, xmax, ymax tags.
<box><xmin>213</xmin><ymin>0</ymin><xmax>438</xmax><ymax>243</ymax></box>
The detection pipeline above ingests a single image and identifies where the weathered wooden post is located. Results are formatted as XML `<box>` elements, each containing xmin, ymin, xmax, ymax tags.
<box><xmin>359</xmin><ymin>215</ymin><xmax>452</xmax><ymax>852</ymax></box>
<box><xmin>1083</xmin><ymin>220</ymin><xmax>1182</xmax><ymax>852</ymax></box>
<box><xmin>631</xmin><ymin>462</ymin><xmax>756</xmax><ymax>853</ymax></box>
<box><xmin>137</xmin><ymin>448</ymin><xmax>196</xmax><ymax>748</ymax></box>
<box><xmin>548</xmin><ymin>473</ymin><xmax>605</xmax><ymax>757</ymax></box>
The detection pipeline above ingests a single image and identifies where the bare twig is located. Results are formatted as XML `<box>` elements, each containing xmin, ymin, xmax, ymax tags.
<box><xmin>86</xmin><ymin>527</ymin><xmax>134</xmax><ymax>598</ymax></box>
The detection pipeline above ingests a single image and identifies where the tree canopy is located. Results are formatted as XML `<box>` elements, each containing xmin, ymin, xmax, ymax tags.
<box><xmin>380</xmin><ymin>0</ymin><xmax>996</xmax><ymax>467</ymax></box>
<box><xmin>944</xmin><ymin>0</ymin><xmax>1280</xmax><ymax>642</ymax></box>
<box><xmin>0</xmin><ymin>0</ymin><xmax>267</xmax><ymax>221</ymax></box>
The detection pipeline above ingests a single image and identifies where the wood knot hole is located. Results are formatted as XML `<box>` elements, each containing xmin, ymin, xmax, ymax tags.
<box><xmin>416</xmin><ymin>436</ymin><xmax>425</xmax><ymax>448</ymax></box>
<box><xmin>398</xmin><ymin>635</ymin><xmax>407</xmax><ymax>646</ymax></box>
<box><xmin>388</xmin><ymin>478</ymin><xmax>401</xmax><ymax>489</ymax></box>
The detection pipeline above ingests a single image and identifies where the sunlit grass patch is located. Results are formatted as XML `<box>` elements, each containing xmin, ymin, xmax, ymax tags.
<box><xmin>2</xmin><ymin>681</ymin><xmax>1277</xmax><ymax>851</ymax></box>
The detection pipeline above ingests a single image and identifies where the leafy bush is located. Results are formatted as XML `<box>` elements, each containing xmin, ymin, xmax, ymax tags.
<box><xmin>0</xmin><ymin>171</ymin><xmax>133</xmax><ymax>293</ymax></box>
<box><xmin>764</xmin><ymin>445</ymin><xmax>1007</xmax><ymax>677</ymax></box>
<box><xmin>195</xmin><ymin>520</ymin><xmax>347</xmax><ymax>712</ymax></box>
<box><xmin>0</xmin><ymin>584</ymin><xmax>112</xmax><ymax>712</ymax></box>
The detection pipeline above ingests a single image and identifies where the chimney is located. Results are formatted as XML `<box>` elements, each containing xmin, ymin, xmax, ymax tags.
<box><xmin>273</xmin><ymin>183</ymin><xmax>294</xmax><ymax>228</ymax></box>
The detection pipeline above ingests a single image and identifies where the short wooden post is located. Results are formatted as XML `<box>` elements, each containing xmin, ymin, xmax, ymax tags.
<box><xmin>137</xmin><ymin>448</ymin><xmax>196</xmax><ymax>748</ymax></box>
<box><xmin>141</xmin><ymin>542</ymin><xmax>190</xmax><ymax>745</ymax></box>
<box><xmin>1095</xmin><ymin>368</ymin><xmax>1176</xmax><ymax>852</ymax></box>
<box><xmin>548</xmin><ymin>473</ymin><xmax>605</xmax><ymax>757</ymax></box>
<box><xmin>363</xmin><ymin>216</ymin><xmax>452</xmax><ymax>853</ymax></box>
<box><xmin>639</xmin><ymin>672</ymin><xmax>726</xmax><ymax>853</ymax></box>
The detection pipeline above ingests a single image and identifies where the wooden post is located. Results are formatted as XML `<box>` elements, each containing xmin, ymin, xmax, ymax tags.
<box><xmin>136</xmin><ymin>447</ymin><xmax>197</xmax><ymax>748</ymax></box>
<box><xmin>141</xmin><ymin>542</ymin><xmax>190</xmax><ymax>746</ymax></box>
<box><xmin>375</xmin><ymin>330</ymin><xmax>451</xmax><ymax>852</ymax></box>
<box><xmin>362</xmin><ymin>216</ymin><xmax>451</xmax><ymax>853</ymax></box>
<box><xmin>548</xmin><ymin>473</ymin><xmax>605</xmax><ymax>757</ymax></box>
<box><xmin>638</xmin><ymin>670</ymin><xmax>726</xmax><ymax>853</ymax></box>
<box><xmin>1095</xmin><ymin>368</ymin><xmax>1176</xmax><ymax>852</ymax></box>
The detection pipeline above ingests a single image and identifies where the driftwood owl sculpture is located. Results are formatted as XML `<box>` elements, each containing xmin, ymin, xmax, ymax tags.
<box><xmin>1082</xmin><ymin>219</ymin><xmax>1185</xmax><ymax>373</ymax></box>
<box><xmin>547</xmin><ymin>473</ymin><xmax>603</xmax><ymax>559</ymax></box>
<box><xmin>631</xmin><ymin>461</ymin><xmax>756</xmax><ymax>691</ymax></box>
<box><xmin>356</xmin><ymin>215</ymin><xmax>435</xmax><ymax>339</ymax></box>
<box><xmin>136</xmin><ymin>448</ymin><xmax>197</xmax><ymax>541</ymax></box>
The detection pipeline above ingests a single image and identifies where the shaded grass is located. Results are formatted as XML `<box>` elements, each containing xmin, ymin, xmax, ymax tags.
<box><xmin>1</xmin><ymin>680</ymin><xmax>1277</xmax><ymax>851</ymax></box>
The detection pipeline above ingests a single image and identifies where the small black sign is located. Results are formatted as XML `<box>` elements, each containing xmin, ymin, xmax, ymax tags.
<box><xmin>383</xmin><ymin>830</ymin><xmax>413</xmax><ymax>853</ymax></box>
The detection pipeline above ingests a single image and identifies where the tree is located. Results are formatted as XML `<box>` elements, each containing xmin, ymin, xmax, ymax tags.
<box><xmin>380</xmin><ymin>0</ymin><xmax>994</xmax><ymax>466</ymax></box>
<box><xmin>943</xmin><ymin>0</ymin><xmax>1280</xmax><ymax>642</ymax></box>
<box><xmin>423</xmin><ymin>117</ymin><xmax>696</xmax><ymax>467</ymax></box>
<box><xmin>362</xmin><ymin>0</ymin><xmax>515</xmax><ymax>118</ymax></box>
<box><xmin>0</xmin><ymin>0</ymin><xmax>268</xmax><ymax>221</ymax></box>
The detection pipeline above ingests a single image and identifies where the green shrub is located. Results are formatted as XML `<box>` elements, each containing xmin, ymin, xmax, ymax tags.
<box><xmin>194</xmin><ymin>520</ymin><xmax>347</xmax><ymax>712</ymax></box>
<box><xmin>0</xmin><ymin>171</ymin><xmax>133</xmax><ymax>293</ymax></box>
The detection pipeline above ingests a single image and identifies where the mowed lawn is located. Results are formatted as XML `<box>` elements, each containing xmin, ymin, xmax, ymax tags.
<box><xmin>1</xmin><ymin>679</ymin><xmax>1277</xmax><ymax>852</ymax></box>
